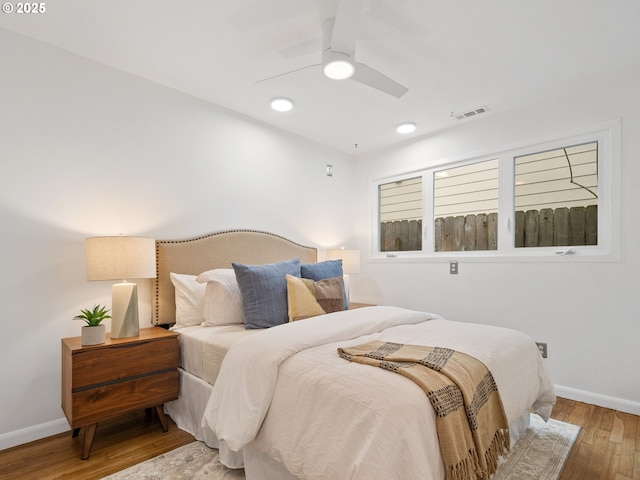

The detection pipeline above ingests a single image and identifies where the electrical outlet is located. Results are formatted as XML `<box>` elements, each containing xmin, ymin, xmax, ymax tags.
<box><xmin>449</xmin><ymin>261</ymin><xmax>458</xmax><ymax>274</ymax></box>
<box><xmin>536</xmin><ymin>342</ymin><xmax>548</xmax><ymax>358</ymax></box>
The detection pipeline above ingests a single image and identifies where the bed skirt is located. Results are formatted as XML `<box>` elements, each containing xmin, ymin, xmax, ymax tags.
<box><xmin>164</xmin><ymin>368</ymin><xmax>244</xmax><ymax>468</ymax></box>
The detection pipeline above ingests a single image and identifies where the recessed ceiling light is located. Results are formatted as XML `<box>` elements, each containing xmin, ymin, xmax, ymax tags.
<box><xmin>270</xmin><ymin>97</ymin><xmax>293</xmax><ymax>112</ymax></box>
<box><xmin>396</xmin><ymin>122</ymin><xmax>416</xmax><ymax>134</ymax></box>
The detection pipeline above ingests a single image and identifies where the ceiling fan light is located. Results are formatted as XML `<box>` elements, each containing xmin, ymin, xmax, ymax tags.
<box><xmin>322</xmin><ymin>50</ymin><xmax>355</xmax><ymax>80</ymax></box>
<box><xmin>270</xmin><ymin>97</ymin><xmax>293</xmax><ymax>112</ymax></box>
<box><xmin>396</xmin><ymin>122</ymin><xmax>416</xmax><ymax>134</ymax></box>
<box><xmin>323</xmin><ymin>60</ymin><xmax>355</xmax><ymax>80</ymax></box>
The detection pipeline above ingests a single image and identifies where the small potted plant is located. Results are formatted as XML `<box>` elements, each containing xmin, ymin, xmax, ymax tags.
<box><xmin>74</xmin><ymin>305</ymin><xmax>111</xmax><ymax>345</ymax></box>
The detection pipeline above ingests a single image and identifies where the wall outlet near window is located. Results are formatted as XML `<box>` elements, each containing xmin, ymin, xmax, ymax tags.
<box><xmin>449</xmin><ymin>260</ymin><xmax>458</xmax><ymax>274</ymax></box>
<box><xmin>536</xmin><ymin>342</ymin><xmax>548</xmax><ymax>358</ymax></box>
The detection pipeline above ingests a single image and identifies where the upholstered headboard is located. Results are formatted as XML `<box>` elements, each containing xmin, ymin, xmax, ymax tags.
<box><xmin>153</xmin><ymin>230</ymin><xmax>317</xmax><ymax>325</ymax></box>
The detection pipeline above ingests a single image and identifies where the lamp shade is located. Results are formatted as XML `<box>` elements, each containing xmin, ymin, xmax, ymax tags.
<box><xmin>86</xmin><ymin>236</ymin><xmax>156</xmax><ymax>281</ymax></box>
<box><xmin>326</xmin><ymin>249</ymin><xmax>360</xmax><ymax>274</ymax></box>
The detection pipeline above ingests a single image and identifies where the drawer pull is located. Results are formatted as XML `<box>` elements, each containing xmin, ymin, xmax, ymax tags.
<box><xmin>112</xmin><ymin>341</ymin><xmax>152</xmax><ymax>349</ymax></box>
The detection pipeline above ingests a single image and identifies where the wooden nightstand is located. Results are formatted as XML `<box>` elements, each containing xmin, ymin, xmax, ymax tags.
<box><xmin>61</xmin><ymin>327</ymin><xmax>179</xmax><ymax>459</ymax></box>
<box><xmin>349</xmin><ymin>302</ymin><xmax>375</xmax><ymax>309</ymax></box>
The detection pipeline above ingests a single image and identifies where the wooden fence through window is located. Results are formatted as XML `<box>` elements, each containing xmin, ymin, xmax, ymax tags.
<box><xmin>380</xmin><ymin>206</ymin><xmax>597</xmax><ymax>252</ymax></box>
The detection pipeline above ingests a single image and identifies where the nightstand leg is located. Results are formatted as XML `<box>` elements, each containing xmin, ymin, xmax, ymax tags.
<box><xmin>154</xmin><ymin>404</ymin><xmax>169</xmax><ymax>432</ymax></box>
<box><xmin>81</xmin><ymin>423</ymin><xmax>99</xmax><ymax>460</ymax></box>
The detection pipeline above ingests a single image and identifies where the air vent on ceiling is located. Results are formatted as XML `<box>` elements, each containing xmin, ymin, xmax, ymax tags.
<box><xmin>451</xmin><ymin>106</ymin><xmax>490</xmax><ymax>121</ymax></box>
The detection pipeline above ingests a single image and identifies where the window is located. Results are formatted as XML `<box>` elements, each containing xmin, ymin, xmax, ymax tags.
<box><xmin>373</xmin><ymin>121</ymin><xmax>619</xmax><ymax>261</ymax></box>
<box><xmin>379</xmin><ymin>177</ymin><xmax>422</xmax><ymax>252</ymax></box>
<box><xmin>434</xmin><ymin>159</ymin><xmax>499</xmax><ymax>252</ymax></box>
<box><xmin>514</xmin><ymin>142</ymin><xmax>598</xmax><ymax>247</ymax></box>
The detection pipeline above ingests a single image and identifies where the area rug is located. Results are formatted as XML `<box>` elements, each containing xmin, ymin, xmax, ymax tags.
<box><xmin>493</xmin><ymin>414</ymin><xmax>581</xmax><ymax>480</ymax></box>
<box><xmin>102</xmin><ymin>414</ymin><xmax>580</xmax><ymax>480</ymax></box>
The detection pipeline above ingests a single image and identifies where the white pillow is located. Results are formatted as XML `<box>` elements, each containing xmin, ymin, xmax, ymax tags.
<box><xmin>170</xmin><ymin>272</ymin><xmax>206</xmax><ymax>328</ymax></box>
<box><xmin>196</xmin><ymin>269</ymin><xmax>245</xmax><ymax>326</ymax></box>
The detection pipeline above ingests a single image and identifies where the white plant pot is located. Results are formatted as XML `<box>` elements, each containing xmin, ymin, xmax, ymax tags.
<box><xmin>81</xmin><ymin>324</ymin><xmax>106</xmax><ymax>346</ymax></box>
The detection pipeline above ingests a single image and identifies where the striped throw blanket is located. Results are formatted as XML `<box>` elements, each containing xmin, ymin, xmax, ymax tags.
<box><xmin>338</xmin><ymin>341</ymin><xmax>510</xmax><ymax>480</ymax></box>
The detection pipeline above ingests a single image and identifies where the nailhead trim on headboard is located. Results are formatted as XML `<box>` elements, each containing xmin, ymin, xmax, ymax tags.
<box><xmin>153</xmin><ymin>229</ymin><xmax>318</xmax><ymax>325</ymax></box>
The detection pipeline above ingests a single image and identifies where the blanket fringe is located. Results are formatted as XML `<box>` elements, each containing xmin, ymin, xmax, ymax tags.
<box><xmin>447</xmin><ymin>448</ymin><xmax>483</xmax><ymax>480</ymax></box>
<box><xmin>483</xmin><ymin>428</ymin><xmax>511</xmax><ymax>480</ymax></box>
<box><xmin>447</xmin><ymin>429</ymin><xmax>510</xmax><ymax>480</ymax></box>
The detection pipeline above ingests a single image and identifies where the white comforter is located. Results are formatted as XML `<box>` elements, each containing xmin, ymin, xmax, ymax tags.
<box><xmin>203</xmin><ymin>306</ymin><xmax>555</xmax><ymax>480</ymax></box>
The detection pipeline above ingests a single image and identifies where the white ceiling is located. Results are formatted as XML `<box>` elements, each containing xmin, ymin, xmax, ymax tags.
<box><xmin>2</xmin><ymin>0</ymin><xmax>639</xmax><ymax>154</ymax></box>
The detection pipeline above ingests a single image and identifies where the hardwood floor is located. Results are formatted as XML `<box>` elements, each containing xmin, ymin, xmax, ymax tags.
<box><xmin>552</xmin><ymin>397</ymin><xmax>640</xmax><ymax>480</ymax></box>
<box><xmin>0</xmin><ymin>410</ymin><xmax>194</xmax><ymax>480</ymax></box>
<box><xmin>0</xmin><ymin>398</ymin><xmax>638</xmax><ymax>479</ymax></box>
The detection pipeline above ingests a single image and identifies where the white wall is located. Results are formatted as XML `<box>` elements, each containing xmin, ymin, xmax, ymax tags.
<box><xmin>352</xmin><ymin>77</ymin><xmax>640</xmax><ymax>414</ymax></box>
<box><xmin>0</xmin><ymin>29</ymin><xmax>355</xmax><ymax>449</ymax></box>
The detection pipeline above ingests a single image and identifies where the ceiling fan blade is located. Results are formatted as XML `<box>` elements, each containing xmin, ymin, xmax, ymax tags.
<box><xmin>352</xmin><ymin>62</ymin><xmax>408</xmax><ymax>98</ymax></box>
<box><xmin>279</xmin><ymin>38</ymin><xmax>320</xmax><ymax>60</ymax></box>
<box><xmin>368</xmin><ymin>0</ymin><xmax>429</xmax><ymax>39</ymax></box>
<box><xmin>330</xmin><ymin>0</ymin><xmax>363</xmax><ymax>55</ymax></box>
<box><xmin>256</xmin><ymin>64</ymin><xmax>320</xmax><ymax>84</ymax></box>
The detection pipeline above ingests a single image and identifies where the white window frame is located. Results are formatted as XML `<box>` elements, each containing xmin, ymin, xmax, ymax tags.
<box><xmin>371</xmin><ymin>119</ymin><xmax>621</xmax><ymax>263</ymax></box>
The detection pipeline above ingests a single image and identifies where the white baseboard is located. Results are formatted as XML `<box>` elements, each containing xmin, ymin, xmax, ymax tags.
<box><xmin>555</xmin><ymin>384</ymin><xmax>640</xmax><ymax>415</ymax></box>
<box><xmin>2</xmin><ymin>386</ymin><xmax>638</xmax><ymax>452</ymax></box>
<box><xmin>0</xmin><ymin>417</ymin><xmax>69</xmax><ymax>451</ymax></box>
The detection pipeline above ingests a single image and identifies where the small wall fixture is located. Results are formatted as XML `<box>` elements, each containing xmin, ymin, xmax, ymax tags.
<box><xmin>396</xmin><ymin>122</ymin><xmax>416</xmax><ymax>134</ymax></box>
<box><xmin>270</xmin><ymin>97</ymin><xmax>293</xmax><ymax>112</ymax></box>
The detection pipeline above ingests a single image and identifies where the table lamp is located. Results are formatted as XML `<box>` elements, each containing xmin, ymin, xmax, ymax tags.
<box><xmin>326</xmin><ymin>248</ymin><xmax>360</xmax><ymax>304</ymax></box>
<box><xmin>85</xmin><ymin>236</ymin><xmax>156</xmax><ymax>338</ymax></box>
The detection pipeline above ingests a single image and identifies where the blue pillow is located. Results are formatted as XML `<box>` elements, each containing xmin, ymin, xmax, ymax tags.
<box><xmin>301</xmin><ymin>260</ymin><xmax>348</xmax><ymax>309</ymax></box>
<box><xmin>233</xmin><ymin>258</ymin><xmax>301</xmax><ymax>329</ymax></box>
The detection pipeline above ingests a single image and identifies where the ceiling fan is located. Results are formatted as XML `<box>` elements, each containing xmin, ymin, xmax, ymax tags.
<box><xmin>257</xmin><ymin>0</ymin><xmax>409</xmax><ymax>98</ymax></box>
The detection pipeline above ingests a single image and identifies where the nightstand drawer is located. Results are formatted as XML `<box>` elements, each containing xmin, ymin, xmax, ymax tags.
<box><xmin>69</xmin><ymin>369</ymin><xmax>179</xmax><ymax>428</ymax></box>
<box><xmin>71</xmin><ymin>337</ymin><xmax>178</xmax><ymax>389</ymax></box>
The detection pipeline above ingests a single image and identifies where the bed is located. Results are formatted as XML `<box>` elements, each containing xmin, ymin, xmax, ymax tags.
<box><xmin>154</xmin><ymin>230</ymin><xmax>556</xmax><ymax>480</ymax></box>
